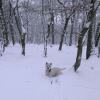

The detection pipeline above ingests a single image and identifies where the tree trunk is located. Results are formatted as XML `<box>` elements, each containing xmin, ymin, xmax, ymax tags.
<box><xmin>98</xmin><ymin>41</ymin><xmax>100</xmax><ymax>57</ymax></box>
<box><xmin>42</xmin><ymin>0</ymin><xmax>47</xmax><ymax>57</ymax></box>
<box><xmin>59</xmin><ymin>17</ymin><xmax>69</xmax><ymax>50</ymax></box>
<box><xmin>21</xmin><ymin>34</ymin><xmax>26</xmax><ymax>56</ymax></box>
<box><xmin>10</xmin><ymin>0</ymin><xmax>26</xmax><ymax>56</ymax></box>
<box><xmin>9</xmin><ymin>23</ymin><xmax>15</xmax><ymax>45</ymax></box>
<box><xmin>86</xmin><ymin>23</ymin><xmax>93</xmax><ymax>59</ymax></box>
<box><xmin>74</xmin><ymin>27</ymin><xmax>89</xmax><ymax>71</ymax></box>
<box><xmin>0</xmin><ymin>0</ymin><xmax>9</xmax><ymax>48</ymax></box>
<box><xmin>51</xmin><ymin>12</ymin><xmax>54</xmax><ymax>44</ymax></box>
<box><xmin>95</xmin><ymin>23</ymin><xmax>100</xmax><ymax>47</ymax></box>
<box><xmin>86</xmin><ymin>1</ymin><xmax>96</xmax><ymax>59</ymax></box>
<box><xmin>74</xmin><ymin>0</ymin><xmax>98</xmax><ymax>71</ymax></box>
<box><xmin>69</xmin><ymin>17</ymin><xmax>74</xmax><ymax>46</ymax></box>
<box><xmin>95</xmin><ymin>33</ymin><xmax>100</xmax><ymax>47</ymax></box>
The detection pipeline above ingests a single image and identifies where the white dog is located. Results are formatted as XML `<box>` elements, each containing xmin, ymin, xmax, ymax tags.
<box><xmin>45</xmin><ymin>62</ymin><xmax>66</xmax><ymax>78</ymax></box>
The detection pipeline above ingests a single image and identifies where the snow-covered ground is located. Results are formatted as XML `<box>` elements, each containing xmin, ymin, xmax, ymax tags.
<box><xmin>0</xmin><ymin>44</ymin><xmax>100</xmax><ymax>100</ymax></box>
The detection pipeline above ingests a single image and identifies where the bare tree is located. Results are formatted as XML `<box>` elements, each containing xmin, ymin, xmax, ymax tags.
<box><xmin>57</xmin><ymin>0</ymin><xmax>77</xmax><ymax>50</ymax></box>
<box><xmin>86</xmin><ymin>0</ymin><xmax>96</xmax><ymax>59</ymax></box>
<box><xmin>9</xmin><ymin>0</ymin><xmax>26</xmax><ymax>56</ymax></box>
<box><xmin>0</xmin><ymin>0</ymin><xmax>9</xmax><ymax>52</ymax></box>
<box><xmin>95</xmin><ymin>23</ymin><xmax>100</xmax><ymax>47</ymax></box>
<box><xmin>74</xmin><ymin>0</ymin><xmax>100</xmax><ymax>71</ymax></box>
<box><xmin>41</xmin><ymin>0</ymin><xmax>47</xmax><ymax>57</ymax></box>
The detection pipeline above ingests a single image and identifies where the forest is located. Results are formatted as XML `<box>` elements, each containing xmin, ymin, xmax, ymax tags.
<box><xmin>0</xmin><ymin>0</ymin><xmax>100</xmax><ymax>100</ymax></box>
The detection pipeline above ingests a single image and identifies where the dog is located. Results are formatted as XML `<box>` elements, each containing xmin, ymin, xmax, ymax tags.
<box><xmin>45</xmin><ymin>62</ymin><xmax>66</xmax><ymax>78</ymax></box>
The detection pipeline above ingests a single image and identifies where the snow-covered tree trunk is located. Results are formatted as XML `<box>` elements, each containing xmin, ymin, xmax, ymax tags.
<box><xmin>42</xmin><ymin>0</ymin><xmax>47</xmax><ymax>57</ymax></box>
<box><xmin>69</xmin><ymin>0</ymin><xmax>75</xmax><ymax>46</ymax></box>
<box><xmin>57</xmin><ymin>0</ymin><xmax>76</xmax><ymax>50</ymax></box>
<box><xmin>0</xmin><ymin>0</ymin><xmax>9</xmax><ymax>51</ymax></box>
<box><xmin>0</xmin><ymin>38</ymin><xmax>3</xmax><ymax>56</ymax></box>
<box><xmin>9</xmin><ymin>23</ymin><xmax>15</xmax><ymax>45</ymax></box>
<box><xmin>98</xmin><ymin>41</ymin><xmax>100</xmax><ymax>57</ymax></box>
<box><xmin>51</xmin><ymin>12</ymin><xmax>54</xmax><ymax>45</ymax></box>
<box><xmin>86</xmin><ymin>23</ymin><xmax>94</xmax><ymax>59</ymax></box>
<box><xmin>74</xmin><ymin>26</ymin><xmax>89</xmax><ymax>71</ymax></box>
<box><xmin>86</xmin><ymin>1</ymin><xmax>96</xmax><ymax>59</ymax></box>
<box><xmin>95</xmin><ymin>23</ymin><xmax>100</xmax><ymax>47</ymax></box>
<box><xmin>69</xmin><ymin>16</ymin><xmax>74</xmax><ymax>46</ymax></box>
<box><xmin>8</xmin><ymin>1</ymin><xmax>15</xmax><ymax>45</ymax></box>
<box><xmin>10</xmin><ymin>0</ymin><xmax>26</xmax><ymax>56</ymax></box>
<box><xmin>49</xmin><ymin>0</ymin><xmax>55</xmax><ymax>45</ymax></box>
<box><xmin>59</xmin><ymin>17</ymin><xmax>70</xmax><ymax>50</ymax></box>
<box><xmin>74</xmin><ymin>0</ymin><xmax>99</xmax><ymax>71</ymax></box>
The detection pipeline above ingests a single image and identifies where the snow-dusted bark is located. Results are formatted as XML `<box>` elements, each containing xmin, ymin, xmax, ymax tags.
<box><xmin>69</xmin><ymin>0</ymin><xmax>75</xmax><ymax>46</ymax></box>
<box><xmin>0</xmin><ymin>38</ymin><xmax>3</xmax><ymax>56</ymax></box>
<box><xmin>42</xmin><ymin>0</ymin><xmax>47</xmax><ymax>57</ymax></box>
<box><xmin>59</xmin><ymin>17</ymin><xmax>70</xmax><ymax>50</ymax></box>
<box><xmin>58</xmin><ymin>0</ymin><xmax>76</xmax><ymax>50</ymax></box>
<box><xmin>9</xmin><ymin>2</ymin><xmax>15</xmax><ymax>45</ymax></box>
<box><xmin>74</xmin><ymin>0</ymin><xmax>99</xmax><ymax>71</ymax></box>
<box><xmin>9</xmin><ymin>0</ymin><xmax>26</xmax><ymax>56</ymax></box>
<box><xmin>86</xmin><ymin>23</ymin><xmax>93</xmax><ymax>59</ymax></box>
<box><xmin>98</xmin><ymin>41</ymin><xmax>100</xmax><ymax>57</ymax></box>
<box><xmin>86</xmin><ymin>0</ymin><xmax>96</xmax><ymax>60</ymax></box>
<box><xmin>74</xmin><ymin>26</ymin><xmax>89</xmax><ymax>71</ymax></box>
<box><xmin>0</xmin><ymin>0</ymin><xmax>9</xmax><ymax>49</ymax></box>
<box><xmin>95</xmin><ymin>23</ymin><xmax>100</xmax><ymax>47</ymax></box>
<box><xmin>20</xmin><ymin>18</ymin><xmax>26</xmax><ymax>56</ymax></box>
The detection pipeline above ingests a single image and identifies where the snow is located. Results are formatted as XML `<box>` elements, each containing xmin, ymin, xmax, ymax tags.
<box><xmin>11</xmin><ymin>0</ymin><xmax>17</xmax><ymax>8</ymax></box>
<box><xmin>85</xmin><ymin>22</ymin><xmax>91</xmax><ymax>28</ymax></box>
<box><xmin>22</xmin><ymin>25</ymin><xmax>26</xmax><ymax>34</ymax></box>
<box><xmin>21</xmin><ymin>18</ymin><xmax>26</xmax><ymax>34</ymax></box>
<box><xmin>78</xmin><ymin>18</ymin><xmax>82</xmax><ymax>23</ymax></box>
<box><xmin>0</xmin><ymin>44</ymin><xmax>100</xmax><ymax>100</ymax></box>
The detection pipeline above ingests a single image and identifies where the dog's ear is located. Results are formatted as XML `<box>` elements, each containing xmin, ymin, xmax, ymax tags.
<box><xmin>45</xmin><ymin>62</ymin><xmax>49</xmax><ymax>69</ymax></box>
<box><xmin>46</xmin><ymin>62</ymin><xmax>48</xmax><ymax>65</ymax></box>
